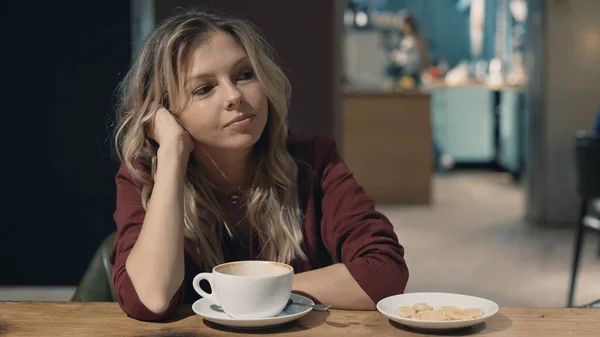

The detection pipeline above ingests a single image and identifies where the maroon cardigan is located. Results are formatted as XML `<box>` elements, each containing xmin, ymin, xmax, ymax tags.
<box><xmin>110</xmin><ymin>136</ymin><xmax>409</xmax><ymax>321</ymax></box>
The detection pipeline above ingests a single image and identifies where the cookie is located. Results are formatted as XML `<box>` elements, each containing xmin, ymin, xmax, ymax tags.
<box><xmin>399</xmin><ymin>303</ymin><xmax>484</xmax><ymax>321</ymax></box>
<box><xmin>443</xmin><ymin>310</ymin><xmax>473</xmax><ymax>320</ymax></box>
<box><xmin>412</xmin><ymin>303</ymin><xmax>433</xmax><ymax>312</ymax></box>
<box><xmin>464</xmin><ymin>308</ymin><xmax>484</xmax><ymax>318</ymax></box>
<box><xmin>413</xmin><ymin>310</ymin><xmax>450</xmax><ymax>321</ymax></box>
<box><xmin>396</xmin><ymin>306</ymin><xmax>415</xmax><ymax>318</ymax></box>
<box><xmin>439</xmin><ymin>306</ymin><xmax>462</xmax><ymax>314</ymax></box>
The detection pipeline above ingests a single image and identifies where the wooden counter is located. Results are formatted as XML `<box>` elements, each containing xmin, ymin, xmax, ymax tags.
<box><xmin>425</xmin><ymin>79</ymin><xmax>525</xmax><ymax>91</ymax></box>
<box><xmin>341</xmin><ymin>90</ymin><xmax>432</xmax><ymax>205</ymax></box>
<box><xmin>1</xmin><ymin>302</ymin><xmax>599</xmax><ymax>336</ymax></box>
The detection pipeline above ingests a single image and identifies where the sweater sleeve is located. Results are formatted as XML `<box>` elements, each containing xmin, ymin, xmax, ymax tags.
<box><xmin>316</xmin><ymin>137</ymin><xmax>409</xmax><ymax>304</ymax></box>
<box><xmin>110</xmin><ymin>163</ymin><xmax>184</xmax><ymax>321</ymax></box>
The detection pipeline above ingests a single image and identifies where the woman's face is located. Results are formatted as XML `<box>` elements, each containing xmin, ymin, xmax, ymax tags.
<box><xmin>401</xmin><ymin>21</ymin><xmax>413</xmax><ymax>35</ymax></box>
<box><xmin>175</xmin><ymin>30</ymin><xmax>268</xmax><ymax>152</ymax></box>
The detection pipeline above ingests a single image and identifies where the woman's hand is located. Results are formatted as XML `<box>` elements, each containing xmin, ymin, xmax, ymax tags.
<box><xmin>293</xmin><ymin>264</ymin><xmax>376</xmax><ymax>310</ymax></box>
<box><xmin>148</xmin><ymin>107</ymin><xmax>195</xmax><ymax>157</ymax></box>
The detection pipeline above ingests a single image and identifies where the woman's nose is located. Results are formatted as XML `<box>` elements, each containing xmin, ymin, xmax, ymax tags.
<box><xmin>223</xmin><ymin>83</ymin><xmax>243</xmax><ymax>111</ymax></box>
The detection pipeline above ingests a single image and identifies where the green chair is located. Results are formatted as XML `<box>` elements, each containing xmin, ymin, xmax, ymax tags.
<box><xmin>71</xmin><ymin>232</ymin><xmax>117</xmax><ymax>302</ymax></box>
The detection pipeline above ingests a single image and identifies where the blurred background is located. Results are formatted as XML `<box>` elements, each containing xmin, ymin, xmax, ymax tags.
<box><xmin>2</xmin><ymin>0</ymin><xmax>599</xmax><ymax>308</ymax></box>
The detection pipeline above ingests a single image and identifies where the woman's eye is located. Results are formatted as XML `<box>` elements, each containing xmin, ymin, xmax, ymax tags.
<box><xmin>193</xmin><ymin>85</ymin><xmax>212</xmax><ymax>96</ymax></box>
<box><xmin>236</xmin><ymin>69</ymin><xmax>255</xmax><ymax>81</ymax></box>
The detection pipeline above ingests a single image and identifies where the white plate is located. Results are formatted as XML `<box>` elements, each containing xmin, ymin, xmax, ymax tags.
<box><xmin>377</xmin><ymin>292</ymin><xmax>499</xmax><ymax>330</ymax></box>
<box><xmin>192</xmin><ymin>293</ymin><xmax>313</xmax><ymax>329</ymax></box>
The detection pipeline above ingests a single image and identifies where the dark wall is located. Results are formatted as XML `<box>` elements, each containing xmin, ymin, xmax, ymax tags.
<box><xmin>154</xmin><ymin>0</ymin><xmax>341</xmax><ymax>140</ymax></box>
<box><xmin>2</xmin><ymin>0</ymin><xmax>131</xmax><ymax>285</ymax></box>
<box><xmin>1</xmin><ymin>0</ymin><xmax>339</xmax><ymax>285</ymax></box>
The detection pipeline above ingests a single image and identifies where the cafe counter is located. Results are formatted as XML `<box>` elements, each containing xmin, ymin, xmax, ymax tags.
<box><xmin>341</xmin><ymin>90</ymin><xmax>432</xmax><ymax>205</ymax></box>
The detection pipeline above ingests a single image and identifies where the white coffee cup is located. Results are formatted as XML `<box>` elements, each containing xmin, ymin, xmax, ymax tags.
<box><xmin>192</xmin><ymin>260</ymin><xmax>294</xmax><ymax>319</ymax></box>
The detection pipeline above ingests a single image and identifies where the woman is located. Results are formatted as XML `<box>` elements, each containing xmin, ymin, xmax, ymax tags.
<box><xmin>389</xmin><ymin>12</ymin><xmax>431</xmax><ymax>82</ymax></box>
<box><xmin>388</xmin><ymin>12</ymin><xmax>452</xmax><ymax>169</ymax></box>
<box><xmin>111</xmin><ymin>9</ymin><xmax>409</xmax><ymax>321</ymax></box>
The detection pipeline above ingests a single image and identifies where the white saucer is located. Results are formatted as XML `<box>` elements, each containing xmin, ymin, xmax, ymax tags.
<box><xmin>192</xmin><ymin>293</ymin><xmax>313</xmax><ymax>329</ymax></box>
<box><xmin>377</xmin><ymin>292</ymin><xmax>499</xmax><ymax>330</ymax></box>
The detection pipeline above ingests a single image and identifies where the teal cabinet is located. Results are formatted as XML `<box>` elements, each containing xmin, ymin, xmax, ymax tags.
<box><xmin>498</xmin><ymin>89</ymin><xmax>525</xmax><ymax>179</ymax></box>
<box><xmin>429</xmin><ymin>86</ymin><xmax>495</xmax><ymax>163</ymax></box>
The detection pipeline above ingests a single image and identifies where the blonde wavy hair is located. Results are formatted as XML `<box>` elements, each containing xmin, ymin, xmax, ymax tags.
<box><xmin>114</xmin><ymin>9</ymin><xmax>306</xmax><ymax>269</ymax></box>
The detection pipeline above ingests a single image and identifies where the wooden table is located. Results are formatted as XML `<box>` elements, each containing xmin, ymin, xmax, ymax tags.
<box><xmin>1</xmin><ymin>302</ymin><xmax>598</xmax><ymax>336</ymax></box>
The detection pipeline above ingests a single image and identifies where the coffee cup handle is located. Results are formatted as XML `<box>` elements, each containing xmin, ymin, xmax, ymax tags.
<box><xmin>192</xmin><ymin>272</ymin><xmax>219</xmax><ymax>306</ymax></box>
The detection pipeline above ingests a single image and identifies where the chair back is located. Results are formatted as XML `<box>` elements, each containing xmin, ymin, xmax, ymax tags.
<box><xmin>71</xmin><ymin>232</ymin><xmax>117</xmax><ymax>302</ymax></box>
<box><xmin>575</xmin><ymin>131</ymin><xmax>600</xmax><ymax>199</ymax></box>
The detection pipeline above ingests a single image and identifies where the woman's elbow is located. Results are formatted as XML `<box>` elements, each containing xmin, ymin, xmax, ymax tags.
<box><xmin>363</xmin><ymin>258</ymin><xmax>410</xmax><ymax>306</ymax></box>
<box><xmin>123</xmin><ymin>271</ymin><xmax>184</xmax><ymax>319</ymax></box>
<box><xmin>118</xmin><ymin>293</ymin><xmax>177</xmax><ymax>322</ymax></box>
<box><xmin>384</xmin><ymin>261</ymin><xmax>409</xmax><ymax>297</ymax></box>
<box><xmin>113</xmin><ymin>276</ymin><xmax>181</xmax><ymax>321</ymax></box>
<box><xmin>398</xmin><ymin>261</ymin><xmax>410</xmax><ymax>291</ymax></box>
<box><xmin>357</xmin><ymin>298</ymin><xmax>377</xmax><ymax>311</ymax></box>
<box><xmin>138</xmin><ymin>294</ymin><xmax>173</xmax><ymax>316</ymax></box>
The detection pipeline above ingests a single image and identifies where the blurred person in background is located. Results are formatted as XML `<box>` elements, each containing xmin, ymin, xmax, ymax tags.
<box><xmin>387</xmin><ymin>11</ymin><xmax>431</xmax><ymax>86</ymax></box>
<box><xmin>386</xmin><ymin>11</ymin><xmax>453</xmax><ymax>169</ymax></box>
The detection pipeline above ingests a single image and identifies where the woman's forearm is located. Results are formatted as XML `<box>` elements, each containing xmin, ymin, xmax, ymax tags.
<box><xmin>125</xmin><ymin>148</ymin><xmax>188</xmax><ymax>314</ymax></box>
<box><xmin>292</xmin><ymin>264</ymin><xmax>376</xmax><ymax>310</ymax></box>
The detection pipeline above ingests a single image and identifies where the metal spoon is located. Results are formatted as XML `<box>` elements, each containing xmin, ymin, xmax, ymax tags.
<box><xmin>287</xmin><ymin>299</ymin><xmax>332</xmax><ymax>311</ymax></box>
